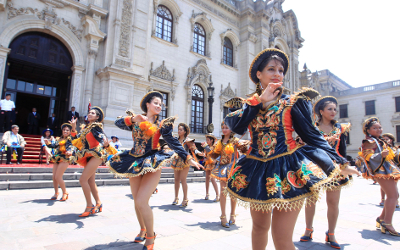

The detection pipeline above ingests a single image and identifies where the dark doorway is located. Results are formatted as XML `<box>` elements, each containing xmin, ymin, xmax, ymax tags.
<box><xmin>15</xmin><ymin>93</ymin><xmax>50</xmax><ymax>134</ymax></box>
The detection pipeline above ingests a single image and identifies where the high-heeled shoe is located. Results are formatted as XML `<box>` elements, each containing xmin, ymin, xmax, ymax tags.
<box><xmin>50</xmin><ymin>193</ymin><xmax>59</xmax><ymax>200</ymax></box>
<box><xmin>133</xmin><ymin>228</ymin><xmax>147</xmax><ymax>243</ymax></box>
<box><xmin>229</xmin><ymin>214</ymin><xmax>237</xmax><ymax>225</ymax></box>
<box><xmin>376</xmin><ymin>217</ymin><xmax>382</xmax><ymax>230</ymax></box>
<box><xmin>381</xmin><ymin>222</ymin><xmax>400</xmax><ymax>236</ymax></box>
<box><xmin>79</xmin><ymin>206</ymin><xmax>95</xmax><ymax>217</ymax></box>
<box><xmin>379</xmin><ymin>199</ymin><xmax>385</xmax><ymax>206</ymax></box>
<box><xmin>172</xmin><ymin>197</ymin><xmax>179</xmax><ymax>205</ymax></box>
<box><xmin>325</xmin><ymin>231</ymin><xmax>341</xmax><ymax>249</ymax></box>
<box><xmin>94</xmin><ymin>203</ymin><xmax>103</xmax><ymax>213</ymax></box>
<box><xmin>60</xmin><ymin>193</ymin><xmax>69</xmax><ymax>201</ymax></box>
<box><xmin>142</xmin><ymin>232</ymin><xmax>157</xmax><ymax>250</ymax></box>
<box><xmin>300</xmin><ymin>227</ymin><xmax>313</xmax><ymax>242</ymax></box>
<box><xmin>179</xmin><ymin>199</ymin><xmax>189</xmax><ymax>208</ymax></box>
<box><xmin>205</xmin><ymin>194</ymin><xmax>209</xmax><ymax>200</ymax></box>
<box><xmin>220</xmin><ymin>216</ymin><xmax>230</xmax><ymax>228</ymax></box>
<box><xmin>214</xmin><ymin>195</ymin><xmax>220</xmax><ymax>202</ymax></box>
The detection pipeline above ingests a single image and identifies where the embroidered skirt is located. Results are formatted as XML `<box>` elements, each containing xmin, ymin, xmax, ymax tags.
<box><xmin>168</xmin><ymin>153</ymin><xmax>190</xmax><ymax>171</ymax></box>
<box><xmin>107</xmin><ymin>149</ymin><xmax>175</xmax><ymax>177</ymax></box>
<box><xmin>356</xmin><ymin>158</ymin><xmax>400</xmax><ymax>181</ymax></box>
<box><xmin>75</xmin><ymin>147</ymin><xmax>105</xmax><ymax>167</ymax></box>
<box><xmin>211</xmin><ymin>157</ymin><xmax>232</xmax><ymax>182</ymax></box>
<box><xmin>50</xmin><ymin>153</ymin><xmax>74</xmax><ymax>164</ymax></box>
<box><xmin>225</xmin><ymin>145</ymin><xmax>343</xmax><ymax>212</ymax></box>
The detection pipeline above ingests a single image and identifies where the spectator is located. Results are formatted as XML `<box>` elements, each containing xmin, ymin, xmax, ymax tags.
<box><xmin>47</xmin><ymin>113</ymin><xmax>59</xmax><ymax>136</ymax></box>
<box><xmin>66</xmin><ymin>106</ymin><xmax>79</xmax><ymax>122</ymax></box>
<box><xmin>28</xmin><ymin>107</ymin><xmax>41</xmax><ymax>135</ymax></box>
<box><xmin>0</xmin><ymin>94</ymin><xmax>16</xmax><ymax>132</ymax></box>
<box><xmin>109</xmin><ymin>136</ymin><xmax>122</xmax><ymax>150</ymax></box>
<box><xmin>2</xmin><ymin>125</ymin><xmax>26</xmax><ymax>164</ymax></box>
<box><xmin>41</xmin><ymin>128</ymin><xmax>55</xmax><ymax>165</ymax></box>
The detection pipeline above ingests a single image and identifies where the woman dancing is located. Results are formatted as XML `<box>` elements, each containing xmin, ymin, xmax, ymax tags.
<box><xmin>70</xmin><ymin>107</ymin><xmax>116</xmax><ymax>217</ymax></box>
<box><xmin>357</xmin><ymin>118</ymin><xmax>400</xmax><ymax>236</ymax></box>
<box><xmin>206</xmin><ymin>122</ymin><xmax>248</xmax><ymax>228</ymax></box>
<box><xmin>223</xmin><ymin>48</ymin><xmax>358</xmax><ymax>249</ymax></box>
<box><xmin>46</xmin><ymin>124</ymin><xmax>74</xmax><ymax>201</ymax></box>
<box><xmin>200</xmin><ymin>133</ymin><xmax>220</xmax><ymax>201</ymax></box>
<box><xmin>170</xmin><ymin>123</ymin><xmax>198</xmax><ymax>207</ymax></box>
<box><xmin>107</xmin><ymin>91</ymin><xmax>203</xmax><ymax>250</ymax></box>
<box><xmin>41</xmin><ymin>128</ymin><xmax>55</xmax><ymax>165</ymax></box>
<box><xmin>300</xmin><ymin>96</ymin><xmax>352</xmax><ymax>248</ymax></box>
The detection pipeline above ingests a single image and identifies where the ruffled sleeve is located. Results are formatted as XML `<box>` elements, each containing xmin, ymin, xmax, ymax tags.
<box><xmin>115</xmin><ymin>116</ymin><xmax>134</xmax><ymax>131</ymax></box>
<box><xmin>291</xmin><ymin>96</ymin><xmax>347</xmax><ymax>168</ymax></box>
<box><xmin>160</xmin><ymin>117</ymin><xmax>191</xmax><ymax>162</ymax></box>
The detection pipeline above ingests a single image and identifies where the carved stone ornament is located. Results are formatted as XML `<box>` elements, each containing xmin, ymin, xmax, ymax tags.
<box><xmin>39</xmin><ymin>0</ymin><xmax>69</xmax><ymax>8</ymax></box>
<box><xmin>7</xmin><ymin>3</ymin><xmax>83</xmax><ymax>40</ymax></box>
<box><xmin>185</xmin><ymin>59</ymin><xmax>212</xmax><ymax>104</ymax></box>
<box><xmin>248</xmin><ymin>33</ymin><xmax>258</xmax><ymax>43</ymax></box>
<box><xmin>118</xmin><ymin>0</ymin><xmax>133</xmax><ymax>57</ymax></box>
<box><xmin>219</xmin><ymin>82</ymin><xmax>236</xmax><ymax>111</ymax></box>
<box><xmin>149</xmin><ymin>61</ymin><xmax>175</xmax><ymax>82</ymax></box>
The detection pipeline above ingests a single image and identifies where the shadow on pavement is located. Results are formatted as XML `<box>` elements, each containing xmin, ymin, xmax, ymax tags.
<box><xmin>21</xmin><ymin>199</ymin><xmax>57</xmax><ymax>206</ymax></box>
<box><xmin>36</xmin><ymin>213</ymin><xmax>91</xmax><ymax>229</ymax></box>
<box><xmin>191</xmin><ymin>198</ymin><xmax>216</xmax><ymax>204</ymax></box>
<box><xmin>295</xmin><ymin>241</ymin><xmax>350</xmax><ymax>249</ymax></box>
<box><xmin>359</xmin><ymin>229</ymin><xmax>400</xmax><ymax>244</ymax></box>
<box><xmin>84</xmin><ymin>240</ymin><xmax>142</xmax><ymax>250</ymax></box>
<box><xmin>151</xmin><ymin>204</ymin><xmax>193</xmax><ymax>213</ymax></box>
<box><xmin>186</xmin><ymin>221</ymin><xmax>240</xmax><ymax>231</ymax></box>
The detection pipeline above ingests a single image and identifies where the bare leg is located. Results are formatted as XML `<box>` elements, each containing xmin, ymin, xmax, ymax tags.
<box><xmin>326</xmin><ymin>189</ymin><xmax>341</xmax><ymax>242</ymax></box>
<box><xmin>219</xmin><ymin>180</ymin><xmax>228</xmax><ymax>225</ymax></box>
<box><xmin>129</xmin><ymin>176</ymin><xmax>146</xmax><ymax>238</ymax></box>
<box><xmin>45</xmin><ymin>148</ymin><xmax>52</xmax><ymax>163</ymax></box>
<box><xmin>229</xmin><ymin>195</ymin><xmax>237</xmax><ymax>224</ymax></box>
<box><xmin>79</xmin><ymin>157</ymin><xmax>102</xmax><ymax>212</ymax></box>
<box><xmin>54</xmin><ymin>162</ymin><xmax>69</xmax><ymax>195</ymax></box>
<box><xmin>180</xmin><ymin>167</ymin><xmax>190</xmax><ymax>204</ymax></box>
<box><xmin>377</xmin><ymin>178</ymin><xmax>399</xmax><ymax>233</ymax></box>
<box><xmin>52</xmin><ymin>163</ymin><xmax>59</xmax><ymax>196</ymax></box>
<box><xmin>205</xmin><ymin>170</ymin><xmax>211</xmax><ymax>197</ymax></box>
<box><xmin>271</xmin><ymin>208</ymin><xmax>302</xmax><ymax>250</ymax></box>
<box><xmin>135</xmin><ymin>170</ymin><xmax>162</xmax><ymax>247</ymax></box>
<box><xmin>250</xmin><ymin>209</ymin><xmax>272</xmax><ymax>250</ymax></box>
<box><xmin>88</xmin><ymin>171</ymin><xmax>101</xmax><ymax>205</ymax></box>
<box><xmin>173</xmin><ymin>170</ymin><xmax>181</xmax><ymax>202</ymax></box>
<box><xmin>211</xmin><ymin>177</ymin><xmax>219</xmax><ymax>197</ymax></box>
<box><xmin>381</xmin><ymin>188</ymin><xmax>386</xmax><ymax>204</ymax></box>
<box><xmin>303</xmin><ymin>202</ymin><xmax>316</xmax><ymax>237</ymax></box>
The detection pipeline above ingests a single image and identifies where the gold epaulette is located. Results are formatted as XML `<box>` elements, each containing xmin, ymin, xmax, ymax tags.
<box><xmin>293</xmin><ymin>87</ymin><xmax>320</xmax><ymax>100</ymax></box>
<box><xmin>224</xmin><ymin>97</ymin><xmax>245</xmax><ymax>109</ymax></box>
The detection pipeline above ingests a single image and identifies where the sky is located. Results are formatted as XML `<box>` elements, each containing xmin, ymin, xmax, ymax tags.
<box><xmin>280</xmin><ymin>0</ymin><xmax>400</xmax><ymax>87</ymax></box>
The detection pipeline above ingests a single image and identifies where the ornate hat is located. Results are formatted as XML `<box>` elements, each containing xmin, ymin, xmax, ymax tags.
<box><xmin>249</xmin><ymin>48</ymin><xmax>290</xmax><ymax>84</ymax></box>
<box><xmin>313</xmin><ymin>96</ymin><xmax>338</xmax><ymax>115</ymax></box>
<box><xmin>111</xmin><ymin>135</ymin><xmax>119</xmax><ymax>140</ymax></box>
<box><xmin>178</xmin><ymin>123</ymin><xmax>190</xmax><ymax>137</ymax></box>
<box><xmin>362</xmin><ymin>117</ymin><xmax>380</xmax><ymax>135</ymax></box>
<box><xmin>382</xmin><ymin>133</ymin><xmax>395</xmax><ymax>143</ymax></box>
<box><xmin>61</xmin><ymin>123</ymin><xmax>72</xmax><ymax>130</ymax></box>
<box><xmin>90</xmin><ymin>106</ymin><xmax>104</xmax><ymax>123</ymax></box>
<box><xmin>42</xmin><ymin>128</ymin><xmax>53</xmax><ymax>136</ymax></box>
<box><xmin>140</xmin><ymin>91</ymin><xmax>163</xmax><ymax>113</ymax></box>
<box><xmin>205</xmin><ymin>133</ymin><xmax>217</xmax><ymax>142</ymax></box>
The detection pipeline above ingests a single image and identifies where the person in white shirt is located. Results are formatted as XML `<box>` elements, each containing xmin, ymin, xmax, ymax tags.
<box><xmin>2</xmin><ymin>125</ymin><xmax>26</xmax><ymax>164</ymax></box>
<box><xmin>109</xmin><ymin>136</ymin><xmax>122</xmax><ymax>150</ymax></box>
<box><xmin>41</xmin><ymin>128</ymin><xmax>55</xmax><ymax>165</ymax></box>
<box><xmin>0</xmin><ymin>94</ymin><xmax>16</xmax><ymax>132</ymax></box>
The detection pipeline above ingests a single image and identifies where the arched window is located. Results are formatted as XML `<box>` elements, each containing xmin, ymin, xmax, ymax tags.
<box><xmin>191</xmin><ymin>85</ymin><xmax>204</xmax><ymax>133</ymax></box>
<box><xmin>223</xmin><ymin>37</ymin><xmax>233</xmax><ymax>67</ymax></box>
<box><xmin>193</xmin><ymin>23</ymin><xmax>206</xmax><ymax>56</ymax></box>
<box><xmin>156</xmin><ymin>5</ymin><xmax>173</xmax><ymax>42</ymax></box>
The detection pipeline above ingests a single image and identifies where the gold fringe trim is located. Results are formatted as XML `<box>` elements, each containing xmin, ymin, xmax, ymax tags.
<box><xmin>51</xmin><ymin>155</ymin><xmax>74</xmax><ymax>164</ymax></box>
<box><xmin>211</xmin><ymin>174</ymin><xmax>228</xmax><ymax>182</ymax></box>
<box><xmin>362</xmin><ymin>172</ymin><xmax>400</xmax><ymax>181</ymax></box>
<box><xmin>245</xmin><ymin>144</ymin><xmax>304</xmax><ymax>162</ymax></box>
<box><xmin>328</xmin><ymin>176</ymin><xmax>353</xmax><ymax>192</ymax></box>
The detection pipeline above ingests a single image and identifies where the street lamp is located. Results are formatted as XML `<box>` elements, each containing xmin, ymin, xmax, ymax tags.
<box><xmin>207</xmin><ymin>81</ymin><xmax>215</xmax><ymax>133</ymax></box>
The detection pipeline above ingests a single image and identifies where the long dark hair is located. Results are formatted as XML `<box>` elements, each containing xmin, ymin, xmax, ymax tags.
<box><xmin>316</xmin><ymin>101</ymin><xmax>337</xmax><ymax>125</ymax></box>
<box><xmin>255</xmin><ymin>55</ymin><xmax>286</xmax><ymax>96</ymax></box>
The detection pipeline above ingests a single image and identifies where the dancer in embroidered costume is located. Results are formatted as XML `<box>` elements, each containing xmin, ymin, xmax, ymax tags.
<box><xmin>45</xmin><ymin>124</ymin><xmax>74</xmax><ymax>201</ymax></box>
<box><xmin>169</xmin><ymin>123</ymin><xmax>199</xmax><ymax>207</ymax></box>
<box><xmin>206</xmin><ymin>122</ymin><xmax>249</xmax><ymax>228</ymax></box>
<box><xmin>356</xmin><ymin>118</ymin><xmax>400</xmax><ymax>236</ymax></box>
<box><xmin>380</xmin><ymin>133</ymin><xmax>400</xmax><ymax>208</ymax></box>
<box><xmin>200</xmin><ymin>133</ymin><xmax>220</xmax><ymax>201</ymax></box>
<box><xmin>223</xmin><ymin>48</ymin><xmax>359</xmax><ymax>249</ymax></box>
<box><xmin>300</xmin><ymin>96</ymin><xmax>353</xmax><ymax>248</ymax></box>
<box><xmin>70</xmin><ymin>107</ymin><xmax>117</xmax><ymax>217</ymax></box>
<box><xmin>107</xmin><ymin>91</ymin><xmax>203</xmax><ymax>250</ymax></box>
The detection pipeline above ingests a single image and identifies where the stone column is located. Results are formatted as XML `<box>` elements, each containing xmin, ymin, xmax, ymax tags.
<box><xmin>84</xmin><ymin>50</ymin><xmax>97</xmax><ymax>109</ymax></box>
<box><xmin>0</xmin><ymin>47</ymin><xmax>11</xmax><ymax>96</ymax></box>
<box><xmin>70</xmin><ymin>65</ymin><xmax>85</xmax><ymax>113</ymax></box>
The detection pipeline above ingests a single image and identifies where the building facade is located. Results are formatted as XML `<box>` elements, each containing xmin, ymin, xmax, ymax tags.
<box><xmin>0</xmin><ymin>0</ymin><xmax>305</xmax><ymax>144</ymax></box>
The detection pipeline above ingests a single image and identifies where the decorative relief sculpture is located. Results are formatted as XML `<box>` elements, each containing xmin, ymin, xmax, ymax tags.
<box><xmin>219</xmin><ymin>82</ymin><xmax>236</xmax><ymax>111</ymax></box>
<box><xmin>118</xmin><ymin>0</ymin><xmax>132</xmax><ymax>57</ymax></box>
<box><xmin>149</xmin><ymin>61</ymin><xmax>175</xmax><ymax>82</ymax></box>
<box><xmin>39</xmin><ymin>0</ymin><xmax>69</xmax><ymax>8</ymax></box>
<box><xmin>185</xmin><ymin>59</ymin><xmax>212</xmax><ymax>104</ymax></box>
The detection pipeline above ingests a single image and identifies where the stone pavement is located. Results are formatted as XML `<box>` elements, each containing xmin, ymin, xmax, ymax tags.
<box><xmin>0</xmin><ymin>176</ymin><xmax>399</xmax><ymax>250</ymax></box>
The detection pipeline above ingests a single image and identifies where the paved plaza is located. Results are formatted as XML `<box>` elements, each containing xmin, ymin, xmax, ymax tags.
<box><xmin>0</xmin><ymin>175</ymin><xmax>399</xmax><ymax>250</ymax></box>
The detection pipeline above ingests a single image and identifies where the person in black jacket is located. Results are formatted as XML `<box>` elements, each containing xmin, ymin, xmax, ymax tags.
<box><xmin>28</xmin><ymin>107</ymin><xmax>41</xmax><ymax>135</ymax></box>
<box><xmin>47</xmin><ymin>113</ymin><xmax>59</xmax><ymax>136</ymax></box>
<box><xmin>66</xmin><ymin>106</ymin><xmax>79</xmax><ymax>122</ymax></box>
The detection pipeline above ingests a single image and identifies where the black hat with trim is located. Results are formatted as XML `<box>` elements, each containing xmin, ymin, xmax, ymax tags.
<box><xmin>363</xmin><ymin>117</ymin><xmax>380</xmax><ymax>135</ymax></box>
<box><xmin>140</xmin><ymin>91</ymin><xmax>163</xmax><ymax>113</ymax></box>
<box><xmin>61</xmin><ymin>123</ymin><xmax>72</xmax><ymax>130</ymax></box>
<box><xmin>90</xmin><ymin>106</ymin><xmax>104</xmax><ymax>123</ymax></box>
<box><xmin>249</xmin><ymin>48</ymin><xmax>289</xmax><ymax>84</ymax></box>
<box><xmin>313</xmin><ymin>96</ymin><xmax>338</xmax><ymax>115</ymax></box>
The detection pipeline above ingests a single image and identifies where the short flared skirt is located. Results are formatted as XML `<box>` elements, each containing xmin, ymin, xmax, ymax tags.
<box><xmin>75</xmin><ymin>148</ymin><xmax>105</xmax><ymax>167</ymax></box>
<box><xmin>205</xmin><ymin>162</ymin><xmax>215</xmax><ymax>171</ymax></box>
<box><xmin>211</xmin><ymin>160</ymin><xmax>233</xmax><ymax>182</ymax></box>
<box><xmin>225</xmin><ymin>146</ymin><xmax>342</xmax><ymax>212</ymax></box>
<box><xmin>168</xmin><ymin>154</ymin><xmax>190</xmax><ymax>171</ymax></box>
<box><xmin>50</xmin><ymin>153</ymin><xmax>74</xmax><ymax>164</ymax></box>
<box><xmin>356</xmin><ymin>158</ymin><xmax>400</xmax><ymax>181</ymax></box>
<box><xmin>107</xmin><ymin>149</ymin><xmax>175</xmax><ymax>177</ymax></box>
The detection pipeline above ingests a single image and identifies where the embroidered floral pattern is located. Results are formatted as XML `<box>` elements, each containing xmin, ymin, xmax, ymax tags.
<box><xmin>227</xmin><ymin>109</ymin><xmax>243</xmax><ymax>118</ymax></box>
<box><xmin>230</xmin><ymin>166</ymin><xmax>249</xmax><ymax>192</ymax></box>
<box><xmin>281</xmin><ymin>178</ymin><xmax>291</xmax><ymax>195</ymax></box>
<box><xmin>287</xmin><ymin>170</ymin><xmax>305</xmax><ymax>188</ymax></box>
<box><xmin>266</xmin><ymin>174</ymin><xmax>282</xmax><ymax>196</ymax></box>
